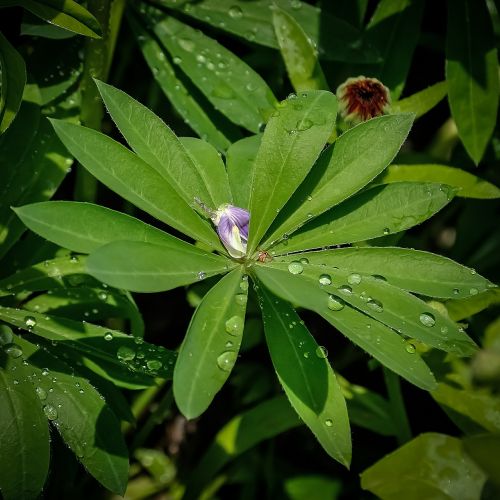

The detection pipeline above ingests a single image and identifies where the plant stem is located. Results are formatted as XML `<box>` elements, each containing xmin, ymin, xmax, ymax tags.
<box><xmin>383</xmin><ymin>367</ymin><xmax>412</xmax><ymax>445</ymax></box>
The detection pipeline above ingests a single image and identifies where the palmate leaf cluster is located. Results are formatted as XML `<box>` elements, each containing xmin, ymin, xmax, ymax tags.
<box><xmin>13</xmin><ymin>79</ymin><xmax>493</xmax><ymax>469</ymax></box>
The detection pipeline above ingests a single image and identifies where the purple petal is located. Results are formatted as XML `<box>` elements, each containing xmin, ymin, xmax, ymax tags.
<box><xmin>214</xmin><ymin>205</ymin><xmax>250</xmax><ymax>258</ymax></box>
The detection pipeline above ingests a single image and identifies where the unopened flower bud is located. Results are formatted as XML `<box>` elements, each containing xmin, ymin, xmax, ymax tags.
<box><xmin>212</xmin><ymin>204</ymin><xmax>249</xmax><ymax>259</ymax></box>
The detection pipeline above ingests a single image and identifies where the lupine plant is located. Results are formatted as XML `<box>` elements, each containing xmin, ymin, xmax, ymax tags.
<box><xmin>1</xmin><ymin>0</ymin><xmax>500</xmax><ymax>499</ymax></box>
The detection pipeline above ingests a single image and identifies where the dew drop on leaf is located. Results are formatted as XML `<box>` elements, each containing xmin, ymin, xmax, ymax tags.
<box><xmin>146</xmin><ymin>359</ymin><xmax>162</xmax><ymax>371</ymax></box>
<box><xmin>405</xmin><ymin>342</ymin><xmax>416</xmax><ymax>354</ymax></box>
<box><xmin>3</xmin><ymin>343</ymin><xmax>23</xmax><ymax>358</ymax></box>
<box><xmin>197</xmin><ymin>271</ymin><xmax>207</xmax><ymax>280</ymax></box>
<box><xmin>103</xmin><ymin>332</ymin><xmax>113</xmax><ymax>341</ymax></box>
<box><xmin>234</xmin><ymin>294</ymin><xmax>247</xmax><ymax>306</ymax></box>
<box><xmin>117</xmin><ymin>346</ymin><xmax>136</xmax><ymax>362</ymax></box>
<box><xmin>367</xmin><ymin>299</ymin><xmax>383</xmax><ymax>313</ymax></box>
<box><xmin>347</xmin><ymin>273</ymin><xmax>361</xmax><ymax>285</ymax></box>
<box><xmin>419</xmin><ymin>312</ymin><xmax>436</xmax><ymax>327</ymax></box>
<box><xmin>338</xmin><ymin>285</ymin><xmax>352</xmax><ymax>294</ymax></box>
<box><xmin>217</xmin><ymin>351</ymin><xmax>237</xmax><ymax>372</ymax></box>
<box><xmin>325</xmin><ymin>419</ymin><xmax>333</xmax><ymax>427</ymax></box>
<box><xmin>225</xmin><ymin>315</ymin><xmax>244</xmax><ymax>336</ymax></box>
<box><xmin>327</xmin><ymin>295</ymin><xmax>345</xmax><ymax>311</ymax></box>
<box><xmin>35</xmin><ymin>387</ymin><xmax>47</xmax><ymax>400</ymax></box>
<box><xmin>24</xmin><ymin>316</ymin><xmax>37</xmax><ymax>329</ymax></box>
<box><xmin>319</xmin><ymin>274</ymin><xmax>332</xmax><ymax>286</ymax></box>
<box><xmin>288</xmin><ymin>261</ymin><xmax>303</xmax><ymax>275</ymax></box>
<box><xmin>299</xmin><ymin>257</ymin><xmax>309</xmax><ymax>265</ymax></box>
<box><xmin>228</xmin><ymin>5</ymin><xmax>243</xmax><ymax>18</ymax></box>
<box><xmin>469</xmin><ymin>287</ymin><xmax>478</xmax><ymax>295</ymax></box>
<box><xmin>315</xmin><ymin>346</ymin><xmax>328</xmax><ymax>359</ymax></box>
<box><xmin>43</xmin><ymin>405</ymin><xmax>58</xmax><ymax>421</ymax></box>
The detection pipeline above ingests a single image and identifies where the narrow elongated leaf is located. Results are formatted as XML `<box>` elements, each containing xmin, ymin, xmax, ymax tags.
<box><xmin>21</xmin><ymin>0</ymin><xmax>102</xmax><ymax>38</ymax></box>
<box><xmin>0</xmin><ymin>355</ymin><xmax>50</xmax><ymax>500</ymax></box>
<box><xmin>49</xmin><ymin>119</ymin><xmax>221</xmax><ymax>249</ymax></box>
<box><xmin>257</xmin><ymin>285</ymin><xmax>351</xmax><ymax>466</ymax></box>
<box><xmin>446</xmin><ymin>0</ymin><xmax>499</xmax><ymax>164</ymax></box>
<box><xmin>361</xmin><ymin>433</ymin><xmax>486</xmax><ymax>500</ymax></box>
<box><xmin>95</xmin><ymin>80</ymin><xmax>217</xmax><ymax>209</ymax></box>
<box><xmin>174</xmin><ymin>268</ymin><xmax>247</xmax><ymax>419</ymax></box>
<box><xmin>377</xmin><ymin>164</ymin><xmax>500</xmax><ymax>199</ymax></box>
<box><xmin>290</xmin><ymin>247</ymin><xmax>493</xmax><ymax>299</ymax></box>
<box><xmin>154</xmin><ymin>0</ymin><xmax>378</xmax><ymax>63</ymax></box>
<box><xmin>248</xmin><ymin>91</ymin><xmax>337</xmax><ymax>253</ymax></box>
<box><xmin>263</xmin><ymin>114</ymin><xmax>414</xmax><ymax>247</ymax></box>
<box><xmin>446</xmin><ymin>289</ymin><xmax>500</xmax><ymax>322</ymax></box>
<box><xmin>128</xmin><ymin>14</ymin><xmax>231</xmax><ymax>152</ymax></box>
<box><xmin>271</xmin><ymin>183</ymin><xmax>455</xmax><ymax>253</ymax></box>
<box><xmin>13</xmin><ymin>335</ymin><xmax>128</xmax><ymax>495</ymax></box>
<box><xmin>185</xmin><ymin>396</ymin><xmax>300</xmax><ymax>500</ymax></box>
<box><xmin>253</xmin><ymin>265</ymin><xmax>437</xmax><ymax>390</ymax></box>
<box><xmin>0</xmin><ymin>105</ymin><xmax>70</xmax><ymax>259</ymax></box>
<box><xmin>144</xmin><ymin>8</ymin><xmax>277</xmax><ymax>133</ymax></box>
<box><xmin>392</xmin><ymin>82</ymin><xmax>447</xmax><ymax>118</ymax></box>
<box><xmin>179</xmin><ymin>137</ymin><xmax>232</xmax><ymax>207</ymax></box>
<box><xmin>0</xmin><ymin>31</ymin><xmax>26</xmax><ymax>133</ymax></box>
<box><xmin>264</xmin><ymin>260</ymin><xmax>477</xmax><ymax>356</ymax></box>
<box><xmin>87</xmin><ymin>240</ymin><xmax>233</xmax><ymax>292</ymax></box>
<box><xmin>272</xmin><ymin>7</ymin><xmax>327</xmax><ymax>92</ymax></box>
<box><xmin>226</xmin><ymin>135</ymin><xmax>261</xmax><ymax>209</ymax></box>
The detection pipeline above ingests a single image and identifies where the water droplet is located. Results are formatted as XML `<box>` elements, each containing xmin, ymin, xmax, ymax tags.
<box><xmin>338</xmin><ymin>285</ymin><xmax>352</xmax><ymax>294</ymax></box>
<box><xmin>228</xmin><ymin>5</ymin><xmax>243</xmax><ymax>18</ymax></box>
<box><xmin>359</xmin><ymin>291</ymin><xmax>370</xmax><ymax>301</ymax></box>
<box><xmin>195</xmin><ymin>53</ymin><xmax>206</xmax><ymax>64</ymax></box>
<box><xmin>325</xmin><ymin>419</ymin><xmax>333</xmax><ymax>427</ymax></box>
<box><xmin>117</xmin><ymin>346</ymin><xmax>136</xmax><ymax>362</ymax></box>
<box><xmin>197</xmin><ymin>271</ymin><xmax>206</xmax><ymax>280</ymax></box>
<box><xmin>319</xmin><ymin>274</ymin><xmax>332</xmax><ymax>286</ymax></box>
<box><xmin>288</xmin><ymin>261</ymin><xmax>303</xmax><ymax>275</ymax></box>
<box><xmin>315</xmin><ymin>346</ymin><xmax>328</xmax><ymax>358</ymax></box>
<box><xmin>0</xmin><ymin>326</ymin><xmax>13</xmax><ymax>346</ymax></box>
<box><xmin>24</xmin><ymin>316</ymin><xmax>37</xmax><ymax>329</ymax></box>
<box><xmin>217</xmin><ymin>351</ymin><xmax>237</xmax><ymax>372</ymax></box>
<box><xmin>419</xmin><ymin>312</ymin><xmax>436</xmax><ymax>327</ymax></box>
<box><xmin>98</xmin><ymin>291</ymin><xmax>108</xmax><ymax>301</ymax></box>
<box><xmin>372</xmin><ymin>274</ymin><xmax>387</xmax><ymax>282</ymax></box>
<box><xmin>347</xmin><ymin>273</ymin><xmax>361</xmax><ymax>285</ymax></box>
<box><xmin>134</xmin><ymin>337</ymin><xmax>144</xmax><ymax>345</ymax></box>
<box><xmin>303</xmin><ymin>351</ymin><xmax>310</xmax><ymax>358</ymax></box>
<box><xmin>296</xmin><ymin>118</ymin><xmax>313</xmax><ymax>131</ymax></box>
<box><xmin>367</xmin><ymin>299</ymin><xmax>383</xmax><ymax>313</ymax></box>
<box><xmin>327</xmin><ymin>295</ymin><xmax>345</xmax><ymax>311</ymax></box>
<box><xmin>225</xmin><ymin>316</ymin><xmax>244</xmax><ymax>336</ymax></box>
<box><xmin>104</xmin><ymin>332</ymin><xmax>113</xmax><ymax>341</ymax></box>
<box><xmin>178</xmin><ymin>37</ymin><xmax>195</xmax><ymax>52</ymax></box>
<box><xmin>146</xmin><ymin>359</ymin><xmax>162</xmax><ymax>371</ymax></box>
<box><xmin>383</xmin><ymin>228</ymin><xmax>390</xmax><ymax>235</ymax></box>
<box><xmin>43</xmin><ymin>405</ymin><xmax>58</xmax><ymax>420</ymax></box>
<box><xmin>225</xmin><ymin>340</ymin><xmax>233</xmax><ymax>348</ymax></box>
<box><xmin>35</xmin><ymin>387</ymin><xmax>47</xmax><ymax>400</ymax></box>
<box><xmin>440</xmin><ymin>326</ymin><xmax>448</xmax><ymax>334</ymax></box>
<box><xmin>470</xmin><ymin>269</ymin><xmax>476</xmax><ymax>275</ymax></box>
<box><xmin>240</xmin><ymin>279</ymin><xmax>249</xmax><ymax>291</ymax></box>
<box><xmin>300</xmin><ymin>257</ymin><xmax>309</xmax><ymax>265</ymax></box>
<box><xmin>405</xmin><ymin>342</ymin><xmax>416</xmax><ymax>354</ymax></box>
<box><xmin>41</xmin><ymin>368</ymin><xmax>50</xmax><ymax>376</ymax></box>
<box><xmin>469</xmin><ymin>288</ymin><xmax>478</xmax><ymax>295</ymax></box>
<box><xmin>4</xmin><ymin>343</ymin><xmax>23</xmax><ymax>358</ymax></box>
<box><xmin>235</xmin><ymin>294</ymin><xmax>247</xmax><ymax>306</ymax></box>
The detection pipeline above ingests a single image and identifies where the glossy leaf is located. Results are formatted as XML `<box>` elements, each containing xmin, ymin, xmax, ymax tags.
<box><xmin>0</xmin><ymin>104</ymin><xmax>70</xmax><ymax>259</ymax></box>
<box><xmin>0</xmin><ymin>31</ymin><xmax>26</xmax><ymax>133</ymax></box>
<box><xmin>392</xmin><ymin>81</ymin><xmax>447</xmax><ymax>118</ymax></box>
<box><xmin>378</xmin><ymin>164</ymin><xmax>500</xmax><ymax>199</ymax></box>
<box><xmin>272</xmin><ymin>7</ymin><xmax>327</xmax><ymax>92</ymax></box>
<box><xmin>20</xmin><ymin>0</ymin><xmax>102</xmax><ymax>38</ymax></box>
<box><xmin>145</xmin><ymin>8</ymin><xmax>277</xmax><ymax>133</ymax></box>
<box><xmin>86</xmin><ymin>240</ymin><xmax>233</xmax><ymax>292</ymax></box>
<box><xmin>263</xmin><ymin>260</ymin><xmax>477</xmax><ymax>356</ymax></box>
<box><xmin>95</xmin><ymin>80</ymin><xmax>218</xmax><ymax>209</ymax></box>
<box><xmin>49</xmin><ymin>119</ymin><xmax>220</xmax><ymax>249</ymax></box>
<box><xmin>248</xmin><ymin>91</ymin><xmax>337</xmax><ymax>254</ymax></box>
<box><xmin>253</xmin><ymin>265</ymin><xmax>437</xmax><ymax>391</ymax></box>
<box><xmin>13</xmin><ymin>335</ymin><xmax>129</xmax><ymax>495</ymax></box>
<box><xmin>264</xmin><ymin>114</ymin><xmax>414</xmax><ymax>248</ymax></box>
<box><xmin>290</xmin><ymin>247</ymin><xmax>493</xmax><ymax>299</ymax></box>
<box><xmin>174</xmin><ymin>268</ymin><xmax>247</xmax><ymax>419</ymax></box>
<box><xmin>14</xmin><ymin>201</ymin><xmax>189</xmax><ymax>254</ymax></box>
<box><xmin>128</xmin><ymin>13</ymin><xmax>231</xmax><ymax>152</ymax></box>
<box><xmin>446</xmin><ymin>0</ymin><xmax>499</xmax><ymax>164</ymax></box>
<box><xmin>257</xmin><ymin>285</ymin><xmax>351</xmax><ymax>466</ymax></box>
<box><xmin>226</xmin><ymin>134</ymin><xmax>261</xmax><ymax>209</ymax></box>
<box><xmin>0</xmin><ymin>353</ymin><xmax>50</xmax><ymax>500</ymax></box>
<box><xmin>272</xmin><ymin>183</ymin><xmax>455</xmax><ymax>253</ymax></box>
<box><xmin>360</xmin><ymin>433</ymin><xmax>486</xmax><ymax>500</ymax></box>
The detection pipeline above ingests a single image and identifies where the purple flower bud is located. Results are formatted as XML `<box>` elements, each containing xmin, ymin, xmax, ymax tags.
<box><xmin>213</xmin><ymin>204</ymin><xmax>249</xmax><ymax>258</ymax></box>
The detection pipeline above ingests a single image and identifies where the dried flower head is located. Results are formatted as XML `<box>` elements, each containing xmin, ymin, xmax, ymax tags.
<box><xmin>336</xmin><ymin>76</ymin><xmax>391</xmax><ymax>123</ymax></box>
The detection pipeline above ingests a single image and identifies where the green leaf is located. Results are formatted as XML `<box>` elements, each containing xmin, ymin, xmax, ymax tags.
<box><xmin>143</xmin><ymin>7</ymin><xmax>277</xmax><ymax>133</ymax></box>
<box><xmin>0</xmin><ymin>31</ymin><xmax>26</xmax><ymax>133</ymax></box>
<box><xmin>185</xmin><ymin>396</ymin><xmax>300</xmax><ymax>500</ymax></box>
<box><xmin>0</xmin><ymin>105</ymin><xmax>71</xmax><ymax>259</ymax></box>
<box><xmin>284</xmin><ymin>475</ymin><xmax>341</xmax><ymax>500</ymax></box>
<box><xmin>49</xmin><ymin>119</ymin><xmax>221</xmax><ymax>250</ymax></box>
<box><xmin>0</xmin><ymin>354</ymin><xmax>50</xmax><ymax>500</ymax></box>
<box><xmin>446</xmin><ymin>289</ymin><xmax>500</xmax><ymax>321</ymax></box>
<box><xmin>174</xmin><ymin>268</ymin><xmax>247</xmax><ymax>419</ymax></box>
<box><xmin>86</xmin><ymin>240</ymin><xmax>233</xmax><ymax>292</ymax></box>
<box><xmin>446</xmin><ymin>0</ymin><xmax>499</xmax><ymax>164</ymax></box>
<box><xmin>226</xmin><ymin>134</ymin><xmax>261</xmax><ymax>209</ymax></box>
<box><xmin>290</xmin><ymin>247</ymin><xmax>493</xmax><ymax>299</ymax></box>
<box><xmin>272</xmin><ymin>7</ymin><xmax>327</xmax><ymax>92</ymax></box>
<box><xmin>95</xmin><ymin>80</ymin><xmax>221</xmax><ymax>209</ymax></box>
<box><xmin>377</xmin><ymin>164</ymin><xmax>500</xmax><ymax>199</ymax></box>
<box><xmin>128</xmin><ymin>13</ymin><xmax>231</xmax><ymax>152</ymax></box>
<box><xmin>264</xmin><ymin>114</ymin><xmax>414</xmax><ymax>248</ymax></box>
<box><xmin>463</xmin><ymin>434</ymin><xmax>500</xmax><ymax>486</ymax></box>
<box><xmin>360</xmin><ymin>0</ymin><xmax>424</xmax><ymax>99</ymax></box>
<box><xmin>12</xmin><ymin>335</ymin><xmax>129</xmax><ymax>495</ymax></box>
<box><xmin>14</xmin><ymin>201</ymin><xmax>191</xmax><ymax>255</ymax></box>
<box><xmin>263</xmin><ymin>260</ymin><xmax>477</xmax><ymax>356</ymax></box>
<box><xmin>20</xmin><ymin>0</ymin><xmax>102</xmax><ymax>38</ymax></box>
<box><xmin>392</xmin><ymin>82</ymin><xmax>447</xmax><ymax>118</ymax></box>
<box><xmin>248</xmin><ymin>91</ymin><xmax>337</xmax><ymax>254</ymax></box>
<box><xmin>257</xmin><ymin>285</ymin><xmax>351</xmax><ymax>466</ymax></box>
<box><xmin>360</xmin><ymin>433</ymin><xmax>486</xmax><ymax>500</ymax></box>
<box><xmin>155</xmin><ymin>0</ymin><xmax>378</xmax><ymax>63</ymax></box>
<box><xmin>179</xmin><ymin>137</ymin><xmax>232</xmax><ymax>207</ymax></box>
<box><xmin>271</xmin><ymin>183</ymin><xmax>455</xmax><ymax>253</ymax></box>
<box><xmin>253</xmin><ymin>265</ymin><xmax>437</xmax><ymax>391</ymax></box>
